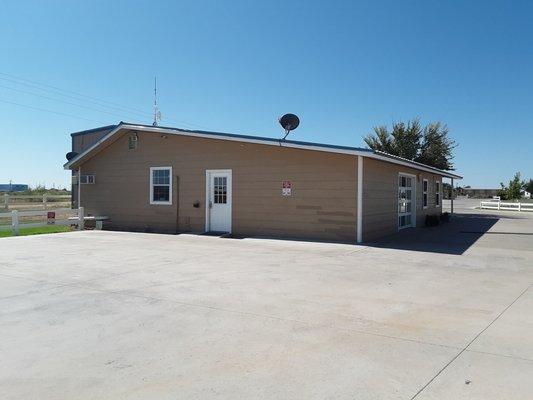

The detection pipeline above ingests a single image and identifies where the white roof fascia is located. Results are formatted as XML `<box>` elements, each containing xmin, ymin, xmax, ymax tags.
<box><xmin>64</xmin><ymin>124</ymin><xmax>462</xmax><ymax>179</ymax></box>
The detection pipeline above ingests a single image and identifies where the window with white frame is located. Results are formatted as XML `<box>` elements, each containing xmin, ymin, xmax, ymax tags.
<box><xmin>423</xmin><ymin>179</ymin><xmax>428</xmax><ymax>208</ymax></box>
<box><xmin>150</xmin><ymin>167</ymin><xmax>172</xmax><ymax>205</ymax></box>
<box><xmin>80</xmin><ymin>174</ymin><xmax>95</xmax><ymax>184</ymax></box>
<box><xmin>435</xmin><ymin>181</ymin><xmax>441</xmax><ymax>206</ymax></box>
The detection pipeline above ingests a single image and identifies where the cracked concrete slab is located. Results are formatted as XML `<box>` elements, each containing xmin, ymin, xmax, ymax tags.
<box><xmin>416</xmin><ymin>350</ymin><xmax>533</xmax><ymax>400</ymax></box>
<box><xmin>0</xmin><ymin>203</ymin><xmax>532</xmax><ymax>399</ymax></box>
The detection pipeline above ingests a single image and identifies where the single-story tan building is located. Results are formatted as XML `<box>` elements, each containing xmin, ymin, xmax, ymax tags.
<box><xmin>64</xmin><ymin>122</ymin><xmax>462</xmax><ymax>243</ymax></box>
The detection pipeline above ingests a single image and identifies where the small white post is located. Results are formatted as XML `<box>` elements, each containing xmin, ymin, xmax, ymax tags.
<box><xmin>12</xmin><ymin>210</ymin><xmax>19</xmax><ymax>236</ymax></box>
<box><xmin>78</xmin><ymin>207</ymin><xmax>85</xmax><ymax>230</ymax></box>
<box><xmin>497</xmin><ymin>201</ymin><xmax>500</xmax><ymax>211</ymax></box>
<box><xmin>43</xmin><ymin>194</ymin><xmax>47</xmax><ymax>209</ymax></box>
<box><xmin>4</xmin><ymin>193</ymin><xmax>9</xmax><ymax>209</ymax></box>
<box><xmin>518</xmin><ymin>202</ymin><xmax>521</xmax><ymax>212</ymax></box>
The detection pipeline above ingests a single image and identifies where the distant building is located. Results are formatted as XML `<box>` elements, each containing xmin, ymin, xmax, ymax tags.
<box><xmin>458</xmin><ymin>187</ymin><xmax>500</xmax><ymax>198</ymax></box>
<box><xmin>524</xmin><ymin>191</ymin><xmax>531</xmax><ymax>199</ymax></box>
<box><xmin>0</xmin><ymin>183</ymin><xmax>29</xmax><ymax>192</ymax></box>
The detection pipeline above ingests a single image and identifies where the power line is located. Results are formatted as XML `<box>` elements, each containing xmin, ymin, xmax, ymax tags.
<box><xmin>0</xmin><ymin>71</ymin><xmax>211</xmax><ymax>130</ymax></box>
<box><xmin>0</xmin><ymin>98</ymin><xmax>107</xmax><ymax>124</ymax></box>
<box><xmin>0</xmin><ymin>75</ymin><xmax>150</xmax><ymax>120</ymax></box>
<box><xmin>0</xmin><ymin>71</ymin><xmax>152</xmax><ymax>118</ymax></box>
<box><xmin>0</xmin><ymin>83</ymin><xmax>146</xmax><ymax>122</ymax></box>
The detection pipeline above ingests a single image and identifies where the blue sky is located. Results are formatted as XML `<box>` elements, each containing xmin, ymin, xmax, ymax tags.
<box><xmin>1</xmin><ymin>0</ymin><xmax>532</xmax><ymax>188</ymax></box>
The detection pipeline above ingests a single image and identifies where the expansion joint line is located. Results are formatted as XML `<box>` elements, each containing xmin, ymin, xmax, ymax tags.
<box><xmin>410</xmin><ymin>284</ymin><xmax>532</xmax><ymax>400</ymax></box>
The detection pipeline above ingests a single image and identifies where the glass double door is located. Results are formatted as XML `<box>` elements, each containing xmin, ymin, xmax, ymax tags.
<box><xmin>398</xmin><ymin>175</ymin><xmax>414</xmax><ymax>229</ymax></box>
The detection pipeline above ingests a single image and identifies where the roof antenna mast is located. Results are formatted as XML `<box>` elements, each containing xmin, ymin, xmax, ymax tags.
<box><xmin>152</xmin><ymin>76</ymin><xmax>161</xmax><ymax>126</ymax></box>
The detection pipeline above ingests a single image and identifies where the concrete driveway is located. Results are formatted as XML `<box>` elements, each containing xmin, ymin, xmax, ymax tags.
<box><xmin>1</xmin><ymin>209</ymin><xmax>532</xmax><ymax>399</ymax></box>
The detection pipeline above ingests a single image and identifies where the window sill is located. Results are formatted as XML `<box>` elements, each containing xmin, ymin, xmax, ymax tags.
<box><xmin>150</xmin><ymin>201</ymin><xmax>172</xmax><ymax>206</ymax></box>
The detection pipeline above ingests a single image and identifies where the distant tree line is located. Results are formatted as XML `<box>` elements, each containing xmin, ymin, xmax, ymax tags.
<box><xmin>0</xmin><ymin>184</ymin><xmax>70</xmax><ymax>195</ymax></box>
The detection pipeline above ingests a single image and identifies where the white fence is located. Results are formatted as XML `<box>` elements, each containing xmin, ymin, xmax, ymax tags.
<box><xmin>480</xmin><ymin>200</ymin><xmax>533</xmax><ymax>212</ymax></box>
<box><xmin>0</xmin><ymin>207</ymin><xmax>84</xmax><ymax>236</ymax></box>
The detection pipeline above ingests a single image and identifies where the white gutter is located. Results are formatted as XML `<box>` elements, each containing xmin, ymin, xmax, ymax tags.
<box><xmin>64</xmin><ymin>124</ymin><xmax>462</xmax><ymax>180</ymax></box>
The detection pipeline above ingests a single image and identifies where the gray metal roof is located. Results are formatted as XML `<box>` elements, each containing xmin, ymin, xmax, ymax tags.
<box><xmin>65</xmin><ymin>121</ymin><xmax>462</xmax><ymax>179</ymax></box>
<box><xmin>121</xmin><ymin>122</ymin><xmax>373</xmax><ymax>153</ymax></box>
<box><xmin>70</xmin><ymin>124</ymin><xmax>117</xmax><ymax>137</ymax></box>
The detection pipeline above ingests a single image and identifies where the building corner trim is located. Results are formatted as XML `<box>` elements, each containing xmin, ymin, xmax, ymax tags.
<box><xmin>357</xmin><ymin>156</ymin><xmax>363</xmax><ymax>243</ymax></box>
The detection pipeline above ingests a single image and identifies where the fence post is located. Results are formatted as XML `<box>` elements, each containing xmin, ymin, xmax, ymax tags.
<box><xmin>4</xmin><ymin>193</ymin><xmax>8</xmax><ymax>209</ymax></box>
<box><xmin>12</xmin><ymin>210</ymin><xmax>19</xmax><ymax>236</ymax></box>
<box><xmin>78</xmin><ymin>207</ymin><xmax>85</xmax><ymax>230</ymax></box>
<box><xmin>43</xmin><ymin>194</ymin><xmax>47</xmax><ymax>209</ymax></box>
<box><xmin>497</xmin><ymin>201</ymin><xmax>500</xmax><ymax>211</ymax></box>
<box><xmin>518</xmin><ymin>202</ymin><xmax>521</xmax><ymax>212</ymax></box>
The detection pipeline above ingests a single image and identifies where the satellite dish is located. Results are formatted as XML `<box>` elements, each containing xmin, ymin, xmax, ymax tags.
<box><xmin>66</xmin><ymin>151</ymin><xmax>78</xmax><ymax>161</ymax></box>
<box><xmin>279</xmin><ymin>113</ymin><xmax>300</xmax><ymax>140</ymax></box>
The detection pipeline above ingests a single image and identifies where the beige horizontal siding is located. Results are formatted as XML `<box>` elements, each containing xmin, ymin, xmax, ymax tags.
<box><xmin>78</xmin><ymin>130</ymin><xmax>357</xmax><ymax>242</ymax></box>
<box><xmin>362</xmin><ymin>157</ymin><xmax>445</xmax><ymax>241</ymax></box>
<box><xmin>76</xmin><ymin>128</ymin><xmax>448</xmax><ymax>243</ymax></box>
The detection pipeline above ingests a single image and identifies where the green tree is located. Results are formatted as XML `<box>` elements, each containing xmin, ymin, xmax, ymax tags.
<box><xmin>497</xmin><ymin>188</ymin><xmax>508</xmax><ymax>200</ymax></box>
<box><xmin>363</xmin><ymin>126</ymin><xmax>395</xmax><ymax>154</ymax></box>
<box><xmin>500</xmin><ymin>172</ymin><xmax>524</xmax><ymax>200</ymax></box>
<box><xmin>363</xmin><ymin>118</ymin><xmax>456</xmax><ymax>170</ymax></box>
<box><xmin>416</xmin><ymin>122</ymin><xmax>456</xmax><ymax>170</ymax></box>
<box><xmin>391</xmin><ymin>120</ymin><xmax>422</xmax><ymax>160</ymax></box>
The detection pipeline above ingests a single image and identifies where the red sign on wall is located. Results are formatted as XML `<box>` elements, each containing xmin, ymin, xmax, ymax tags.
<box><xmin>282</xmin><ymin>180</ymin><xmax>292</xmax><ymax>196</ymax></box>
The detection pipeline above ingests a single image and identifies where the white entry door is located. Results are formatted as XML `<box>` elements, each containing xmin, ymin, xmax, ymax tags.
<box><xmin>398</xmin><ymin>174</ymin><xmax>416</xmax><ymax>229</ymax></box>
<box><xmin>205</xmin><ymin>170</ymin><xmax>232</xmax><ymax>233</ymax></box>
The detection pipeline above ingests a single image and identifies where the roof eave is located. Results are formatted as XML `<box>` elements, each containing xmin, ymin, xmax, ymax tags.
<box><xmin>63</xmin><ymin>123</ymin><xmax>462</xmax><ymax>180</ymax></box>
<box><xmin>372</xmin><ymin>151</ymin><xmax>462</xmax><ymax>179</ymax></box>
<box><xmin>64</xmin><ymin>123</ymin><xmax>125</xmax><ymax>169</ymax></box>
<box><xmin>64</xmin><ymin>123</ymin><xmax>371</xmax><ymax>169</ymax></box>
<box><xmin>70</xmin><ymin>124</ymin><xmax>118</xmax><ymax>137</ymax></box>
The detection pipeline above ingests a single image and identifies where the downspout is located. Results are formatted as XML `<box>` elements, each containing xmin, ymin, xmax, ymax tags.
<box><xmin>357</xmin><ymin>155</ymin><xmax>363</xmax><ymax>243</ymax></box>
<box><xmin>78</xmin><ymin>166</ymin><xmax>81</xmax><ymax>208</ymax></box>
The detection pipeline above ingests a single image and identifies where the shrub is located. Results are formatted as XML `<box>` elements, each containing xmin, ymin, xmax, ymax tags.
<box><xmin>425</xmin><ymin>214</ymin><xmax>440</xmax><ymax>227</ymax></box>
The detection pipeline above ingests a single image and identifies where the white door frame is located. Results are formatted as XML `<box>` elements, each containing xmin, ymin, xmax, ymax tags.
<box><xmin>205</xmin><ymin>169</ymin><xmax>232</xmax><ymax>233</ymax></box>
<box><xmin>398</xmin><ymin>172</ymin><xmax>417</xmax><ymax>230</ymax></box>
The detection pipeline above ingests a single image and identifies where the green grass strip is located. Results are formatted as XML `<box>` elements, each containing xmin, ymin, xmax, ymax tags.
<box><xmin>0</xmin><ymin>225</ymin><xmax>73</xmax><ymax>238</ymax></box>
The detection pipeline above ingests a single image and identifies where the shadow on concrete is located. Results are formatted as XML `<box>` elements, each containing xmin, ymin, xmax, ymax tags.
<box><xmin>367</xmin><ymin>213</ymin><xmax>500</xmax><ymax>255</ymax></box>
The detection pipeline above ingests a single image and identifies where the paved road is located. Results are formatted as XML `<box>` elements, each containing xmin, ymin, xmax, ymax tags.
<box><xmin>444</xmin><ymin>197</ymin><xmax>533</xmax><ymax>217</ymax></box>
<box><xmin>1</xmin><ymin>212</ymin><xmax>532</xmax><ymax>399</ymax></box>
